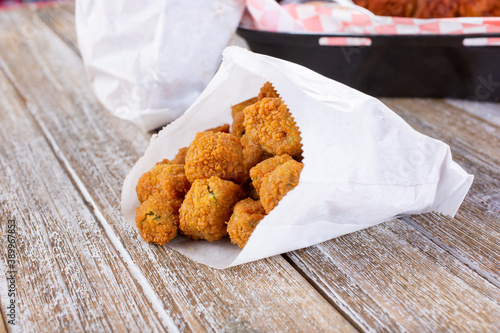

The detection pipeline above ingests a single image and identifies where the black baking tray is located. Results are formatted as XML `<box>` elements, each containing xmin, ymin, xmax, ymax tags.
<box><xmin>237</xmin><ymin>27</ymin><xmax>500</xmax><ymax>101</ymax></box>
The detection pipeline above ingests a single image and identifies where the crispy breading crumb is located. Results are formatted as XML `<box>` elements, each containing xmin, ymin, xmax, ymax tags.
<box><xmin>136</xmin><ymin>163</ymin><xmax>190</xmax><ymax>211</ymax></box>
<box><xmin>243</xmin><ymin>97</ymin><xmax>302</xmax><ymax>157</ymax></box>
<box><xmin>135</xmin><ymin>194</ymin><xmax>179</xmax><ymax>245</ymax></box>
<box><xmin>179</xmin><ymin>177</ymin><xmax>245</xmax><ymax>241</ymax></box>
<box><xmin>185</xmin><ymin>132</ymin><xmax>246</xmax><ymax>184</ymax></box>
<box><xmin>258</xmin><ymin>160</ymin><xmax>304</xmax><ymax>214</ymax></box>
<box><xmin>227</xmin><ymin>198</ymin><xmax>266</xmax><ymax>248</ymax></box>
<box><xmin>249</xmin><ymin>154</ymin><xmax>293</xmax><ymax>193</ymax></box>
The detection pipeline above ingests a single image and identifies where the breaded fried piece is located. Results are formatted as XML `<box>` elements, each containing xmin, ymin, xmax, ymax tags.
<box><xmin>258</xmin><ymin>81</ymin><xmax>280</xmax><ymax>100</ymax></box>
<box><xmin>205</xmin><ymin>124</ymin><xmax>230</xmax><ymax>133</ymax></box>
<box><xmin>359</xmin><ymin>0</ymin><xmax>417</xmax><ymax>17</ymax></box>
<box><xmin>241</xmin><ymin>133</ymin><xmax>271</xmax><ymax>175</ymax></box>
<box><xmin>354</xmin><ymin>0</ymin><xmax>496</xmax><ymax>17</ymax></box>
<box><xmin>258</xmin><ymin>160</ymin><xmax>304</xmax><ymax>214</ymax></box>
<box><xmin>249</xmin><ymin>154</ymin><xmax>293</xmax><ymax>193</ymax></box>
<box><xmin>243</xmin><ymin>97</ymin><xmax>302</xmax><ymax>157</ymax></box>
<box><xmin>185</xmin><ymin>132</ymin><xmax>246</xmax><ymax>184</ymax></box>
<box><xmin>231</xmin><ymin>110</ymin><xmax>246</xmax><ymax>138</ymax></box>
<box><xmin>458</xmin><ymin>0</ymin><xmax>492</xmax><ymax>17</ymax></box>
<box><xmin>135</xmin><ymin>194</ymin><xmax>179</xmax><ymax>245</ymax></box>
<box><xmin>173</xmin><ymin>147</ymin><xmax>189</xmax><ymax>164</ymax></box>
<box><xmin>179</xmin><ymin>177</ymin><xmax>245</xmax><ymax>241</ymax></box>
<box><xmin>227</xmin><ymin>198</ymin><xmax>266</xmax><ymax>248</ymax></box>
<box><xmin>413</xmin><ymin>0</ymin><xmax>457</xmax><ymax>18</ymax></box>
<box><xmin>231</xmin><ymin>97</ymin><xmax>258</xmax><ymax>119</ymax></box>
<box><xmin>136</xmin><ymin>163</ymin><xmax>190</xmax><ymax>210</ymax></box>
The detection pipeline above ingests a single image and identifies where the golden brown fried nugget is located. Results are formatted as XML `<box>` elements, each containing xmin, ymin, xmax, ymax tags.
<box><xmin>258</xmin><ymin>160</ymin><xmax>304</xmax><ymax>214</ymax></box>
<box><xmin>136</xmin><ymin>163</ymin><xmax>190</xmax><ymax>211</ymax></box>
<box><xmin>241</xmin><ymin>133</ymin><xmax>271</xmax><ymax>176</ymax></box>
<box><xmin>231</xmin><ymin>97</ymin><xmax>258</xmax><ymax>119</ymax></box>
<box><xmin>231</xmin><ymin>111</ymin><xmax>246</xmax><ymax>138</ymax></box>
<box><xmin>205</xmin><ymin>124</ymin><xmax>230</xmax><ymax>133</ymax></box>
<box><xmin>172</xmin><ymin>147</ymin><xmax>189</xmax><ymax>164</ymax></box>
<box><xmin>227</xmin><ymin>198</ymin><xmax>266</xmax><ymax>249</ymax></box>
<box><xmin>179</xmin><ymin>177</ymin><xmax>245</xmax><ymax>241</ymax></box>
<box><xmin>243</xmin><ymin>97</ymin><xmax>302</xmax><ymax>157</ymax></box>
<box><xmin>135</xmin><ymin>194</ymin><xmax>179</xmax><ymax>245</ymax></box>
<box><xmin>249</xmin><ymin>154</ymin><xmax>293</xmax><ymax>193</ymax></box>
<box><xmin>258</xmin><ymin>81</ymin><xmax>280</xmax><ymax>100</ymax></box>
<box><xmin>185</xmin><ymin>132</ymin><xmax>246</xmax><ymax>184</ymax></box>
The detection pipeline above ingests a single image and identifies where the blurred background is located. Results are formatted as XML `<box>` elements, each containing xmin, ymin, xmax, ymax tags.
<box><xmin>0</xmin><ymin>0</ymin><xmax>72</xmax><ymax>7</ymax></box>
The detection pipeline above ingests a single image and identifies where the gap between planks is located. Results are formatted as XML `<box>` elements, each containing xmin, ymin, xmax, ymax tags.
<box><xmin>282</xmin><ymin>253</ymin><xmax>364</xmax><ymax>333</ymax></box>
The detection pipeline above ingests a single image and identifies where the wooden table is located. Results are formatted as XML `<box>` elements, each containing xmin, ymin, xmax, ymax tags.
<box><xmin>1</xmin><ymin>3</ymin><xmax>499</xmax><ymax>332</ymax></box>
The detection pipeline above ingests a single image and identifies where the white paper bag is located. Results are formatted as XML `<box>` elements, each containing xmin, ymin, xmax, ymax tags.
<box><xmin>75</xmin><ymin>0</ymin><xmax>245</xmax><ymax>131</ymax></box>
<box><xmin>121</xmin><ymin>46</ymin><xmax>473</xmax><ymax>269</ymax></box>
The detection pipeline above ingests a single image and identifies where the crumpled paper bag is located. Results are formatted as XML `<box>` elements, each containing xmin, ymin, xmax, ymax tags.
<box><xmin>121</xmin><ymin>46</ymin><xmax>473</xmax><ymax>269</ymax></box>
<box><xmin>75</xmin><ymin>0</ymin><xmax>245</xmax><ymax>131</ymax></box>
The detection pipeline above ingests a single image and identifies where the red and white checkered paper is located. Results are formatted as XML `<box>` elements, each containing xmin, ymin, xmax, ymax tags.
<box><xmin>243</xmin><ymin>0</ymin><xmax>500</xmax><ymax>46</ymax></box>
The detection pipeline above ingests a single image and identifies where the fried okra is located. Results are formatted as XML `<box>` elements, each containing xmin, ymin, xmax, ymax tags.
<box><xmin>243</xmin><ymin>97</ymin><xmax>302</xmax><ymax>157</ymax></box>
<box><xmin>135</xmin><ymin>194</ymin><xmax>179</xmax><ymax>245</ymax></box>
<box><xmin>205</xmin><ymin>123</ymin><xmax>230</xmax><ymax>133</ymax></box>
<box><xmin>249</xmin><ymin>154</ymin><xmax>293</xmax><ymax>193</ymax></box>
<box><xmin>231</xmin><ymin>97</ymin><xmax>258</xmax><ymax>138</ymax></box>
<box><xmin>258</xmin><ymin>159</ymin><xmax>304</xmax><ymax>214</ymax></box>
<box><xmin>231</xmin><ymin>111</ymin><xmax>246</xmax><ymax>138</ymax></box>
<box><xmin>136</xmin><ymin>163</ymin><xmax>190</xmax><ymax>211</ymax></box>
<box><xmin>179</xmin><ymin>177</ymin><xmax>245</xmax><ymax>241</ymax></box>
<box><xmin>241</xmin><ymin>133</ymin><xmax>271</xmax><ymax>176</ymax></box>
<box><xmin>231</xmin><ymin>97</ymin><xmax>259</xmax><ymax>119</ymax></box>
<box><xmin>172</xmin><ymin>147</ymin><xmax>189</xmax><ymax>164</ymax></box>
<box><xmin>185</xmin><ymin>132</ymin><xmax>246</xmax><ymax>184</ymax></box>
<box><xmin>227</xmin><ymin>198</ymin><xmax>266</xmax><ymax>248</ymax></box>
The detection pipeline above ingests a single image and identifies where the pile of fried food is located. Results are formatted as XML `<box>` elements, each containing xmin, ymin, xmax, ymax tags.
<box><xmin>135</xmin><ymin>82</ymin><xmax>303</xmax><ymax>248</ymax></box>
<box><xmin>353</xmin><ymin>0</ymin><xmax>500</xmax><ymax>18</ymax></box>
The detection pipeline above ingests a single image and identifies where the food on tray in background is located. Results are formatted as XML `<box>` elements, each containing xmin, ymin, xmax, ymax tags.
<box><xmin>353</xmin><ymin>0</ymin><xmax>500</xmax><ymax>18</ymax></box>
<box><xmin>227</xmin><ymin>198</ymin><xmax>266</xmax><ymax>248</ymax></box>
<box><xmin>179</xmin><ymin>177</ymin><xmax>245</xmax><ymax>241</ymax></box>
<box><xmin>134</xmin><ymin>82</ymin><xmax>304</xmax><ymax>247</ymax></box>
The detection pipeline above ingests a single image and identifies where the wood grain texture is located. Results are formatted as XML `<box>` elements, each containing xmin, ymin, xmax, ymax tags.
<box><xmin>285</xmin><ymin>98</ymin><xmax>500</xmax><ymax>331</ymax></box>
<box><xmin>0</xmin><ymin>68</ymin><xmax>165</xmax><ymax>332</ymax></box>
<box><xmin>34</xmin><ymin>3</ymin><xmax>79</xmax><ymax>56</ymax></box>
<box><xmin>0</xmin><ymin>311</ymin><xmax>7</xmax><ymax>333</ymax></box>
<box><xmin>382</xmin><ymin>98</ymin><xmax>500</xmax><ymax>286</ymax></box>
<box><xmin>287</xmin><ymin>220</ymin><xmax>500</xmax><ymax>332</ymax></box>
<box><xmin>446</xmin><ymin>99</ymin><xmax>500</xmax><ymax>127</ymax></box>
<box><xmin>0</xmin><ymin>7</ymin><xmax>356</xmax><ymax>332</ymax></box>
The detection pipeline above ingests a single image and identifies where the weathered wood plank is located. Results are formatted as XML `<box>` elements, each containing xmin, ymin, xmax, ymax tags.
<box><xmin>381</xmin><ymin>98</ymin><xmax>500</xmax><ymax>286</ymax></box>
<box><xmin>0</xmin><ymin>68</ymin><xmax>166</xmax><ymax>332</ymax></box>
<box><xmin>0</xmin><ymin>7</ymin><xmax>356</xmax><ymax>332</ymax></box>
<box><xmin>285</xmin><ymin>97</ymin><xmax>500</xmax><ymax>331</ymax></box>
<box><xmin>0</xmin><ymin>309</ymin><xmax>7</xmax><ymax>333</ymax></box>
<box><xmin>446</xmin><ymin>99</ymin><xmax>500</xmax><ymax>127</ymax></box>
<box><xmin>287</xmin><ymin>220</ymin><xmax>500</xmax><ymax>332</ymax></box>
<box><xmin>34</xmin><ymin>3</ymin><xmax>79</xmax><ymax>56</ymax></box>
